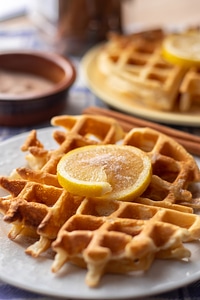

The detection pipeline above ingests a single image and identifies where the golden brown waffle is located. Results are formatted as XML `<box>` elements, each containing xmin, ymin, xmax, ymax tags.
<box><xmin>0</xmin><ymin>115</ymin><xmax>125</xmax><ymax>256</ymax></box>
<box><xmin>0</xmin><ymin>176</ymin><xmax>83</xmax><ymax>256</ymax></box>
<box><xmin>179</xmin><ymin>67</ymin><xmax>200</xmax><ymax>111</ymax></box>
<box><xmin>16</xmin><ymin>114</ymin><xmax>125</xmax><ymax>187</ymax></box>
<box><xmin>52</xmin><ymin>197</ymin><xmax>200</xmax><ymax>287</ymax></box>
<box><xmin>1</xmin><ymin>176</ymin><xmax>200</xmax><ymax>287</ymax></box>
<box><xmin>97</xmin><ymin>31</ymin><xmax>186</xmax><ymax>111</ymax></box>
<box><xmin>0</xmin><ymin>114</ymin><xmax>200</xmax><ymax>287</ymax></box>
<box><xmin>122</xmin><ymin>127</ymin><xmax>200</xmax><ymax>209</ymax></box>
<box><xmin>16</xmin><ymin>115</ymin><xmax>200</xmax><ymax>210</ymax></box>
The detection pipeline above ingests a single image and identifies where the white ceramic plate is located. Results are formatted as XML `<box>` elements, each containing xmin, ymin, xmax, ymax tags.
<box><xmin>0</xmin><ymin>128</ymin><xmax>200</xmax><ymax>299</ymax></box>
<box><xmin>81</xmin><ymin>44</ymin><xmax>200</xmax><ymax>126</ymax></box>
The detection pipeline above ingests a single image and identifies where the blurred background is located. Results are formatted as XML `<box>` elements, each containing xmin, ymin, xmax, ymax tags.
<box><xmin>1</xmin><ymin>0</ymin><xmax>200</xmax><ymax>55</ymax></box>
<box><xmin>0</xmin><ymin>0</ymin><xmax>200</xmax><ymax>129</ymax></box>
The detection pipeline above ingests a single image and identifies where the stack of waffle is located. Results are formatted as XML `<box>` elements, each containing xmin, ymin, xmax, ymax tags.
<box><xmin>97</xmin><ymin>29</ymin><xmax>200</xmax><ymax>112</ymax></box>
<box><xmin>0</xmin><ymin>115</ymin><xmax>200</xmax><ymax>287</ymax></box>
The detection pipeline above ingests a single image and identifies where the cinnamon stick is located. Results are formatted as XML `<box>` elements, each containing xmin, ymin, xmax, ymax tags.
<box><xmin>83</xmin><ymin>106</ymin><xmax>200</xmax><ymax>156</ymax></box>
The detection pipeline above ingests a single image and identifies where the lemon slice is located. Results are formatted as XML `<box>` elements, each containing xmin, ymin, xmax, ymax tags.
<box><xmin>57</xmin><ymin>144</ymin><xmax>152</xmax><ymax>201</ymax></box>
<box><xmin>162</xmin><ymin>32</ymin><xmax>200</xmax><ymax>67</ymax></box>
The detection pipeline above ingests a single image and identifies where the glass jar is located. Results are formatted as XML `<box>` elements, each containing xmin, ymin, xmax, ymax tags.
<box><xmin>58</xmin><ymin>0</ymin><xmax>122</xmax><ymax>55</ymax></box>
<box><xmin>29</xmin><ymin>0</ymin><xmax>122</xmax><ymax>55</ymax></box>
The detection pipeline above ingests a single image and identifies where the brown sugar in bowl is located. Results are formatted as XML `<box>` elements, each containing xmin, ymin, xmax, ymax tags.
<box><xmin>0</xmin><ymin>51</ymin><xmax>76</xmax><ymax>126</ymax></box>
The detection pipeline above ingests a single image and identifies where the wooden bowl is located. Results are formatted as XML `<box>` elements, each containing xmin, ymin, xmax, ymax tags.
<box><xmin>0</xmin><ymin>51</ymin><xmax>76</xmax><ymax>126</ymax></box>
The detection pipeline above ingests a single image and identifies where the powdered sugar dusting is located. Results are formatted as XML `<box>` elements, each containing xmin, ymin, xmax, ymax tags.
<box><xmin>66</xmin><ymin>146</ymin><xmax>145</xmax><ymax>194</ymax></box>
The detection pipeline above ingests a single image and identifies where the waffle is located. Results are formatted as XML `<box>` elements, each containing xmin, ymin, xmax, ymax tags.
<box><xmin>179</xmin><ymin>67</ymin><xmax>200</xmax><ymax>111</ymax></box>
<box><xmin>0</xmin><ymin>177</ymin><xmax>82</xmax><ymax>256</ymax></box>
<box><xmin>0</xmin><ymin>115</ymin><xmax>125</xmax><ymax>256</ymax></box>
<box><xmin>122</xmin><ymin>127</ymin><xmax>200</xmax><ymax>209</ymax></box>
<box><xmin>1</xmin><ymin>176</ymin><xmax>200</xmax><ymax>287</ymax></box>
<box><xmin>97</xmin><ymin>30</ymin><xmax>186</xmax><ymax>111</ymax></box>
<box><xmin>16</xmin><ymin>114</ymin><xmax>125</xmax><ymax>187</ymax></box>
<box><xmin>17</xmin><ymin>115</ymin><xmax>200</xmax><ymax>210</ymax></box>
<box><xmin>0</xmin><ymin>114</ymin><xmax>200</xmax><ymax>287</ymax></box>
<box><xmin>52</xmin><ymin>197</ymin><xmax>200</xmax><ymax>287</ymax></box>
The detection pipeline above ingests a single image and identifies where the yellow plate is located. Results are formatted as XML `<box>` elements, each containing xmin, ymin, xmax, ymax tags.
<box><xmin>81</xmin><ymin>43</ymin><xmax>200</xmax><ymax>126</ymax></box>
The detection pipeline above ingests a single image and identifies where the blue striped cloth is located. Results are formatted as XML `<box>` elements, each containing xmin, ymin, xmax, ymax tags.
<box><xmin>0</xmin><ymin>280</ymin><xmax>199</xmax><ymax>300</ymax></box>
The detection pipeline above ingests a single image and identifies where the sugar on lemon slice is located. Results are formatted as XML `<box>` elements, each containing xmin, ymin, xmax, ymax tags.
<box><xmin>162</xmin><ymin>31</ymin><xmax>200</xmax><ymax>68</ymax></box>
<box><xmin>57</xmin><ymin>144</ymin><xmax>152</xmax><ymax>201</ymax></box>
